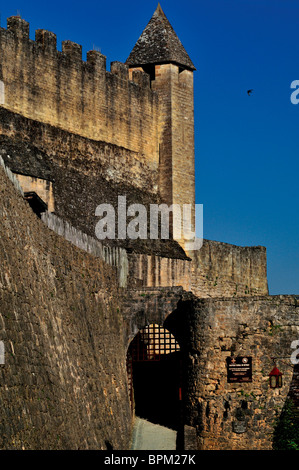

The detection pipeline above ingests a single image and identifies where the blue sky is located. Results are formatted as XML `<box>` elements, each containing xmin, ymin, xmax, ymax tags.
<box><xmin>1</xmin><ymin>0</ymin><xmax>298</xmax><ymax>294</ymax></box>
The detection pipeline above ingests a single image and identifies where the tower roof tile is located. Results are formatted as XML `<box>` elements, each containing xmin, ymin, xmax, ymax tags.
<box><xmin>126</xmin><ymin>4</ymin><xmax>196</xmax><ymax>71</ymax></box>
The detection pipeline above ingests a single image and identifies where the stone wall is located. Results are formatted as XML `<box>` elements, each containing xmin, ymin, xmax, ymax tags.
<box><xmin>0</xmin><ymin>17</ymin><xmax>159</xmax><ymax>165</ymax></box>
<box><xmin>41</xmin><ymin>211</ymin><xmax>129</xmax><ymax>288</ymax></box>
<box><xmin>142</xmin><ymin>63</ymin><xmax>196</xmax><ymax>248</ymax></box>
<box><xmin>153</xmin><ymin>65</ymin><xmax>195</xmax><ymax>228</ymax></box>
<box><xmin>121</xmin><ymin>286</ymin><xmax>185</xmax><ymax>347</ymax></box>
<box><xmin>0</xmin><ymin>107</ymin><xmax>157</xmax><ymax>194</ymax></box>
<box><xmin>0</xmin><ymin>107</ymin><xmax>187</xmax><ymax>260</ymax></box>
<box><xmin>184</xmin><ymin>295</ymin><xmax>299</xmax><ymax>450</ymax></box>
<box><xmin>0</xmin><ymin>165</ymin><xmax>132</xmax><ymax>449</ymax></box>
<box><xmin>1</xmin><ymin>159</ymin><xmax>296</xmax><ymax>451</ymax></box>
<box><xmin>127</xmin><ymin>253</ymin><xmax>191</xmax><ymax>291</ymax></box>
<box><xmin>40</xmin><ymin>211</ymin><xmax>191</xmax><ymax>291</ymax></box>
<box><xmin>189</xmin><ymin>239</ymin><xmax>268</xmax><ymax>298</ymax></box>
<box><xmin>0</xmin><ymin>111</ymin><xmax>269</xmax><ymax>297</ymax></box>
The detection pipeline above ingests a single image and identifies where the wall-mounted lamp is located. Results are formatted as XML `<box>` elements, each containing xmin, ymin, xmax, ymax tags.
<box><xmin>269</xmin><ymin>366</ymin><xmax>283</xmax><ymax>389</ymax></box>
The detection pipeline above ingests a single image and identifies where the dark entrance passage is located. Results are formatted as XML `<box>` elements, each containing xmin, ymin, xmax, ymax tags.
<box><xmin>127</xmin><ymin>324</ymin><xmax>182</xmax><ymax>431</ymax></box>
<box><xmin>24</xmin><ymin>191</ymin><xmax>47</xmax><ymax>218</ymax></box>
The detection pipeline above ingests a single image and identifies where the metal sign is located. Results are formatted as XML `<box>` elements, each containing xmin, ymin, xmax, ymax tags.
<box><xmin>226</xmin><ymin>356</ymin><xmax>252</xmax><ymax>383</ymax></box>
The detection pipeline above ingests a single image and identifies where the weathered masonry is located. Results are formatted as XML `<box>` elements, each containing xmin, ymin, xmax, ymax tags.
<box><xmin>0</xmin><ymin>4</ymin><xmax>298</xmax><ymax>451</ymax></box>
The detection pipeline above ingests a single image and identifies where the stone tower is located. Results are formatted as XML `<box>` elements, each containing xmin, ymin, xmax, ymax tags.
<box><xmin>126</xmin><ymin>4</ymin><xmax>196</xmax><ymax>247</ymax></box>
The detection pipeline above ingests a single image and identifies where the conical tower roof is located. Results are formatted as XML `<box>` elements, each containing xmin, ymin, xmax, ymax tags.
<box><xmin>126</xmin><ymin>4</ymin><xmax>196</xmax><ymax>71</ymax></box>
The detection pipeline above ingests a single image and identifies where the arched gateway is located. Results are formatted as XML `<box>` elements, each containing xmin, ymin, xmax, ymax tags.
<box><xmin>127</xmin><ymin>323</ymin><xmax>182</xmax><ymax>431</ymax></box>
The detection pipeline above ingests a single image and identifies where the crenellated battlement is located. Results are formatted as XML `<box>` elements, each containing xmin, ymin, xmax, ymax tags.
<box><xmin>4</xmin><ymin>16</ymin><xmax>153</xmax><ymax>82</ymax></box>
<box><xmin>7</xmin><ymin>16</ymin><xmax>30</xmax><ymax>38</ymax></box>
<box><xmin>0</xmin><ymin>16</ymin><xmax>159</xmax><ymax>166</ymax></box>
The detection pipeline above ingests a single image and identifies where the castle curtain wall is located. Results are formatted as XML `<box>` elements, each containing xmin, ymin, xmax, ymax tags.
<box><xmin>0</xmin><ymin>18</ymin><xmax>159</xmax><ymax>169</ymax></box>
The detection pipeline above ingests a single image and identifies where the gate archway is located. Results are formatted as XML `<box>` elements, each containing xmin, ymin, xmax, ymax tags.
<box><xmin>127</xmin><ymin>323</ymin><xmax>182</xmax><ymax>431</ymax></box>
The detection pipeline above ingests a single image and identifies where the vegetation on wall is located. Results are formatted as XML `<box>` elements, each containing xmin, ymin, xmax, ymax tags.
<box><xmin>273</xmin><ymin>398</ymin><xmax>299</xmax><ymax>450</ymax></box>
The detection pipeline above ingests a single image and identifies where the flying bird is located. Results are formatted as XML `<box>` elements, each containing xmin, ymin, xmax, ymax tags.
<box><xmin>247</xmin><ymin>89</ymin><xmax>253</xmax><ymax>96</ymax></box>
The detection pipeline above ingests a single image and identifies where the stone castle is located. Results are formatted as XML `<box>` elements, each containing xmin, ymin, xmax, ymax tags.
<box><xmin>0</xmin><ymin>4</ymin><xmax>298</xmax><ymax>450</ymax></box>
